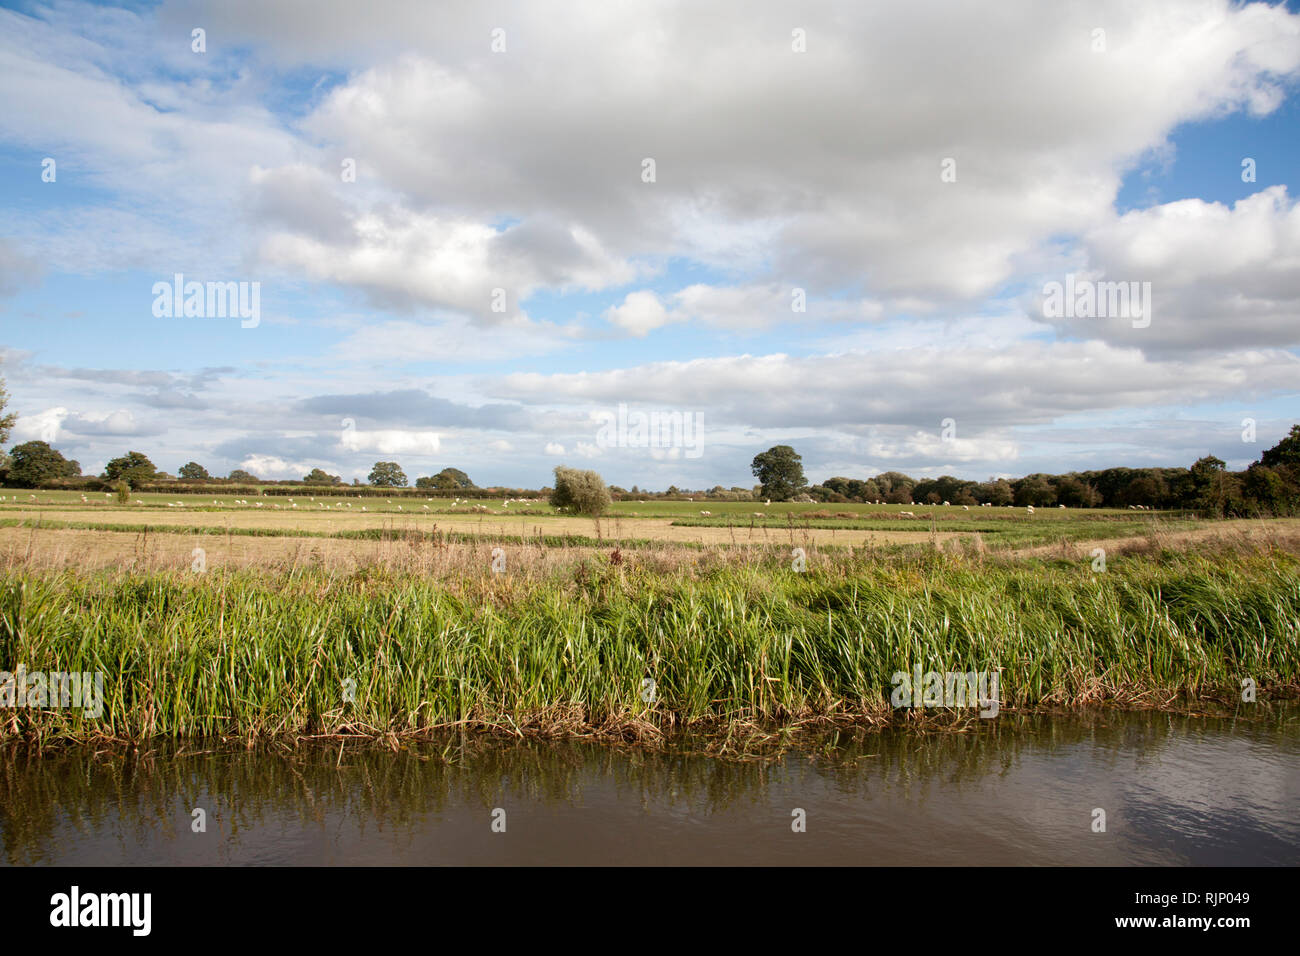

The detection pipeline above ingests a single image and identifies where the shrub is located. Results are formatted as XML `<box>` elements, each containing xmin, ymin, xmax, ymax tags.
<box><xmin>549</xmin><ymin>466</ymin><xmax>611</xmax><ymax>516</ymax></box>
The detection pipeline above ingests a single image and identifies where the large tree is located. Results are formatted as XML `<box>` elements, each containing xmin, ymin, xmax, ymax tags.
<box><xmin>368</xmin><ymin>461</ymin><xmax>408</xmax><ymax>487</ymax></box>
<box><xmin>750</xmin><ymin>445</ymin><xmax>806</xmax><ymax>501</ymax></box>
<box><xmin>7</xmin><ymin>441</ymin><xmax>80</xmax><ymax>487</ymax></box>
<box><xmin>178</xmin><ymin>461</ymin><xmax>210</xmax><ymax>480</ymax></box>
<box><xmin>228</xmin><ymin>469</ymin><xmax>257</xmax><ymax>482</ymax></box>
<box><xmin>103</xmin><ymin>451</ymin><xmax>158</xmax><ymax>489</ymax></box>
<box><xmin>416</xmin><ymin>467</ymin><xmax>475</xmax><ymax>490</ymax></box>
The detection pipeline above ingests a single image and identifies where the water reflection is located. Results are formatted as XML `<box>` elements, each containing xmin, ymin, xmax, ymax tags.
<box><xmin>1</xmin><ymin>709</ymin><xmax>1296</xmax><ymax>865</ymax></box>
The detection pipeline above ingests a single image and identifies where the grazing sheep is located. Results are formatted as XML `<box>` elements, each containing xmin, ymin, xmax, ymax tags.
<box><xmin>899</xmin><ymin>511</ymin><xmax>916</xmax><ymax>518</ymax></box>
<box><xmin>700</xmin><ymin>510</ymin><xmax>711</xmax><ymax>516</ymax></box>
<box><xmin>1026</xmin><ymin>506</ymin><xmax>1035</xmax><ymax>515</ymax></box>
<box><xmin>962</xmin><ymin>505</ymin><xmax>969</xmax><ymax>510</ymax></box>
<box><xmin>942</xmin><ymin>500</ymin><xmax>950</xmax><ymax>506</ymax></box>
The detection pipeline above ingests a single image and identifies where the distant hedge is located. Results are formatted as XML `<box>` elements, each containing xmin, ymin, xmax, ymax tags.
<box><xmin>21</xmin><ymin>477</ymin><xmax>546</xmax><ymax>499</ymax></box>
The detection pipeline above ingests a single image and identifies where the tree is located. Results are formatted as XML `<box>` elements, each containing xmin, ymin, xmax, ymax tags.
<box><xmin>1260</xmin><ymin>424</ymin><xmax>1300</xmax><ymax>468</ymax></box>
<box><xmin>549</xmin><ymin>465</ymin><xmax>611</xmax><ymax>516</ymax></box>
<box><xmin>1014</xmin><ymin>474</ymin><xmax>1056</xmax><ymax>507</ymax></box>
<box><xmin>751</xmin><ymin>445</ymin><xmax>806</xmax><ymax>501</ymax></box>
<box><xmin>303</xmin><ymin>468</ymin><xmax>342</xmax><ymax>485</ymax></box>
<box><xmin>7</xmin><ymin>441</ymin><xmax>80</xmax><ymax>487</ymax></box>
<box><xmin>228</xmin><ymin>469</ymin><xmax>257</xmax><ymax>482</ymax></box>
<box><xmin>178</xmin><ymin>461</ymin><xmax>210</xmax><ymax>480</ymax></box>
<box><xmin>435</xmin><ymin>467</ymin><xmax>474</xmax><ymax>489</ymax></box>
<box><xmin>1190</xmin><ymin>455</ymin><xmax>1229</xmax><ymax>514</ymax></box>
<box><xmin>0</xmin><ymin>378</ymin><xmax>15</xmax><ymax>447</ymax></box>
<box><xmin>875</xmin><ymin>472</ymin><xmax>916</xmax><ymax>501</ymax></box>
<box><xmin>1242</xmin><ymin>464</ymin><xmax>1295</xmax><ymax>514</ymax></box>
<box><xmin>368</xmin><ymin>461</ymin><xmax>407</xmax><ymax>487</ymax></box>
<box><xmin>416</xmin><ymin>467</ymin><xmax>473</xmax><ymax>490</ymax></box>
<box><xmin>103</xmin><ymin>451</ymin><xmax>157</xmax><ymax>489</ymax></box>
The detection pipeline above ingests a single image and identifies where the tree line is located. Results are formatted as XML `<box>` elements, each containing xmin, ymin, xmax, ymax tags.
<box><xmin>1</xmin><ymin>380</ymin><xmax>1296</xmax><ymax>516</ymax></box>
<box><xmin>749</xmin><ymin>432</ymin><xmax>1300</xmax><ymax>516</ymax></box>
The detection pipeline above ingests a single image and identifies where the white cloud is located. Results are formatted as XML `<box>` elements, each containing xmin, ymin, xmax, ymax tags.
<box><xmin>238</xmin><ymin>454</ymin><xmax>316</xmax><ymax>480</ymax></box>
<box><xmin>12</xmin><ymin>406</ymin><xmax>68</xmax><ymax>442</ymax></box>
<box><xmin>1038</xmin><ymin>186</ymin><xmax>1300</xmax><ymax>352</ymax></box>
<box><xmin>339</xmin><ymin>424</ymin><xmax>440</xmax><ymax>455</ymax></box>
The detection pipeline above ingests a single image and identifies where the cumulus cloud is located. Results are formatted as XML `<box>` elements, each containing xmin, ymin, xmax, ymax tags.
<box><xmin>221</xmin><ymin>0</ymin><xmax>1300</xmax><ymax>311</ymax></box>
<box><xmin>339</xmin><ymin>420</ymin><xmax>440</xmax><ymax>455</ymax></box>
<box><xmin>238</xmin><ymin>454</ymin><xmax>317</xmax><ymax>480</ymax></box>
<box><xmin>11</xmin><ymin>406</ymin><xmax>68</xmax><ymax>442</ymax></box>
<box><xmin>1035</xmin><ymin>186</ymin><xmax>1300</xmax><ymax>353</ymax></box>
<box><xmin>495</xmin><ymin>342</ymin><xmax>1300</xmax><ymax>435</ymax></box>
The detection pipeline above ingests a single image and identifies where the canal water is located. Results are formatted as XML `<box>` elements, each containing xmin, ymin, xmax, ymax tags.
<box><xmin>2</xmin><ymin>709</ymin><xmax>1296</xmax><ymax>865</ymax></box>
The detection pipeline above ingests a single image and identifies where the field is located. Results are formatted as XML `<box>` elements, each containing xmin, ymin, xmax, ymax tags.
<box><xmin>0</xmin><ymin>488</ymin><xmax>1227</xmax><ymax>569</ymax></box>
<box><xmin>1</xmin><ymin>486</ymin><xmax>1298</xmax><ymax>748</ymax></box>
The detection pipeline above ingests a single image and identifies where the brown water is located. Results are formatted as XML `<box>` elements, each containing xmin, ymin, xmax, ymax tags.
<box><xmin>2</xmin><ymin>710</ymin><xmax>1296</xmax><ymax>866</ymax></box>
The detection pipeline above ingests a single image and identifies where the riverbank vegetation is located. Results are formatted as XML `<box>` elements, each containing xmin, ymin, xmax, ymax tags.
<box><xmin>2</xmin><ymin>534</ymin><xmax>1296</xmax><ymax>747</ymax></box>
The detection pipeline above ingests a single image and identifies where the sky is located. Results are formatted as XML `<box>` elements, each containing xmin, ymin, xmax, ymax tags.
<box><xmin>0</xmin><ymin>0</ymin><xmax>1298</xmax><ymax>489</ymax></box>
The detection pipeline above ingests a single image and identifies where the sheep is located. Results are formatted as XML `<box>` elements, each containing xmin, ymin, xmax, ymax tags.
<box><xmin>962</xmin><ymin>505</ymin><xmax>970</xmax><ymax>511</ymax></box>
<box><xmin>942</xmin><ymin>500</ymin><xmax>950</xmax><ymax>506</ymax></box>
<box><xmin>700</xmin><ymin>510</ymin><xmax>711</xmax><ymax>516</ymax></box>
<box><xmin>898</xmin><ymin>511</ymin><xmax>916</xmax><ymax>518</ymax></box>
<box><xmin>1026</xmin><ymin>506</ymin><xmax>1035</xmax><ymax>515</ymax></box>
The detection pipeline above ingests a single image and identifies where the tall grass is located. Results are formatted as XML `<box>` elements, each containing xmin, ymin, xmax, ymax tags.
<box><xmin>1</xmin><ymin>546</ymin><xmax>1296</xmax><ymax>744</ymax></box>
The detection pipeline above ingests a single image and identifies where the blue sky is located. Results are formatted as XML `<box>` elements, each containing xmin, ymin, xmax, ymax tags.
<box><xmin>1</xmin><ymin>0</ymin><xmax>1298</xmax><ymax>488</ymax></box>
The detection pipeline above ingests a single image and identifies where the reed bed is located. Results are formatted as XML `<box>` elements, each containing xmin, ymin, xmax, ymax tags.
<box><xmin>1</xmin><ymin>541</ymin><xmax>1296</xmax><ymax>745</ymax></box>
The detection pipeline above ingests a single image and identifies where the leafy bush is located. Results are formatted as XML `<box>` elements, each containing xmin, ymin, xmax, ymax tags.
<box><xmin>549</xmin><ymin>466</ymin><xmax>611</xmax><ymax>516</ymax></box>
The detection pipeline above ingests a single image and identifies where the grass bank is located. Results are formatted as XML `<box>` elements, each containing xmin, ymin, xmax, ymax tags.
<box><xmin>1</xmin><ymin>544</ymin><xmax>1296</xmax><ymax>746</ymax></box>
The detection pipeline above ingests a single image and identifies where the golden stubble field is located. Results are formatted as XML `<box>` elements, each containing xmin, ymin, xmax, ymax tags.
<box><xmin>0</xmin><ymin>505</ymin><xmax>960</xmax><ymax>572</ymax></box>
